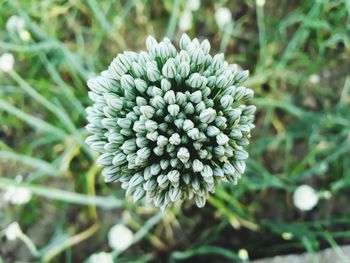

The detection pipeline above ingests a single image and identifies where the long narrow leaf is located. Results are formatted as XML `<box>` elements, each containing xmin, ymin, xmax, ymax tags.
<box><xmin>0</xmin><ymin>178</ymin><xmax>123</xmax><ymax>209</ymax></box>
<box><xmin>0</xmin><ymin>150</ymin><xmax>59</xmax><ymax>175</ymax></box>
<box><xmin>0</xmin><ymin>99</ymin><xmax>66</xmax><ymax>137</ymax></box>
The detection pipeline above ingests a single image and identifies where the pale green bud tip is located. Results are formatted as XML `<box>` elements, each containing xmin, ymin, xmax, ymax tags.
<box><xmin>85</xmin><ymin>33</ymin><xmax>255</xmax><ymax>209</ymax></box>
<box><xmin>177</xmin><ymin>147</ymin><xmax>190</xmax><ymax>163</ymax></box>
<box><xmin>162</xmin><ymin>58</ymin><xmax>176</xmax><ymax>78</ymax></box>
<box><xmin>199</xmin><ymin>108</ymin><xmax>216</xmax><ymax>123</ymax></box>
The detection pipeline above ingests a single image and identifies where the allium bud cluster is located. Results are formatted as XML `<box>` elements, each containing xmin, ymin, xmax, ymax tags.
<box><xmin>85</xmin><ymin>34</ymin><xmax>255</xmax><ymax>209</ymax></box>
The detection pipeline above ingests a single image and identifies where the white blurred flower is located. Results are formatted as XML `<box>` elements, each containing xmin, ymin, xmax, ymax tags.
<box><xmin>282</xmin><ymin>232</ymin><xmax>293</xmax><ymax>240</ymax></box>
<box><xmin>215</xmin><ymin>7</ymin><xmax>232</xmax><ymax>29</ymax></box>
<box><xmin>179</xmin><ymin>10</ymin><xmax>193</xmax><ymax>32</ymax></box>
<box><xmin>238</xmin><ymin>248</ymin><xmax>249</xmax><ymax>261</ymax></box>
<box><xmin>4</xmin><ymin>186</ymin><xmax>32</xmax><ymax>205</ymax></box>
<box><xmin>6</xmin><ymin>15</ymin><xmax>31</xmax><ymax>42</ymax></box>
<box><xmin>89</xmin><ymin>252</ymin><xmax>114</xmax><ymax>263</ymax></box>
<box><xmin>293</xmin><ymin>185</ymin><xmax>319</xmax><ymax>211</ymax></box>
<box><xmin>6</xmin><ymin>15</ymin><xmax>25</xmax><ymax>34</ymax></box>
<box><xmin>0</xmin><ymin>53</ymin><xmax>15</xmax><ymax>72</ymax></box>
<box><xmin>256</xmin><ymin>0</ymin><xmax>266</xmax><ymax>7</ymax></box>
<box><xmin>188</xmin><ymin>0</ymin><xmax>200</xmax><ymax>11</ymax></box>
<box><xmin>5</xmin><ymin>222</ymin><xmax>23</xmax><ymax>241</ymax></box>
<box><xmin>108</xmin><ymin>224</ymin><xmax>133</xmax><ymax>250</ymax></box>
<box><xmin>309</xmin><ymin>74</ymin><xmax>320</xmax><ymax>84</ymax></box>
<box><xmin>19</xmin><ymin>30</ymin><xmax>31</xmax><ymax>42</ymax></box>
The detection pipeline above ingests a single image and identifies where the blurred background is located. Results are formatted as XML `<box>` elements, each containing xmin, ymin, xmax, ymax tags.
<box><xmin>0</xmin><ymin>0</ymin><xmax>350</xmax><ymax>262</ymax></box>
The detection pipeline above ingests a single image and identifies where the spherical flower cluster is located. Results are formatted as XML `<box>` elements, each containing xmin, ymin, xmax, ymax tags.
<box><xmin>85</xmin><ymin>34</ymin><xmax>255</xmax><ymax>209</ymax></box>
<box><xmin>293</xmin><ymin>184</ymin><xmax>319</xmax><ymax>211</ymax></box>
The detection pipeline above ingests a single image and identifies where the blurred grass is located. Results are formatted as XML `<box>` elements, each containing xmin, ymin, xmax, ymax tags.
<box><xmin>0</xmin><ymin>0</ymin><xmax>350</xmax><ymax>262</ymax></box>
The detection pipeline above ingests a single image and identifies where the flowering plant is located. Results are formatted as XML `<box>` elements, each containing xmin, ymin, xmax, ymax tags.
<box><xmin>85</xmin><ymin>34</ymin><xmax>255</xmax><ymax>209</ymax></box>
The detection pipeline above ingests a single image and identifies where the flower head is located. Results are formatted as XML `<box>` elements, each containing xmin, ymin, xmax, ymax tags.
<box><xmin>215</xmin><ymin>7</ymin><xmax>232</xmax><ymax>29</ymax></box>
<box><xmin>0</xmin><ymin>53</ymin><xmax>15</xmax><ymax>72</ymax></box>
<box><xmin>108</xmin><ymin>224</ymin><xmax>133</xmax><ymax>250</ymax></box>
<box><xmin>85</xmin><ymin>34</ymin><xmax>255</xmax><ymax>209</ymax></box>
<box><xmin>4</xmin><ymin>186</ymin><xmax>32</xmax><ymax>205</ymax></box>
<box><xmin>5</xmin><ymin>222</ymin><xmax>22</xmax><ymax>241</ymax></box>
<box><xmin>88</xmin><ymin>252</ymin><xmax>114</xmax><ymax>263</ymax></box>
<box><xmin>293</xmin><ymin>185</ymin><xmax>319</xmax><ymax>211</ymax></box>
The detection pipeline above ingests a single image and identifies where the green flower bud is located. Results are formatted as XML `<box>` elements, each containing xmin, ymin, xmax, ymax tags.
<box><xmin>157</xmin><ymin>135</ymin><xmax>168</xmax><ymax>147</ymax></box>
<box><xmin>178</xmin><ymin>61</ymin><xmax>190</xmax><ymax>78</ymax></box>
<box><xmin>235</xmin><ymin>70</ymin><xmax>249</xmax><ymax>83</ymax></box>
<box><xmin>207</xmin><ymin>125</ymin><xmax>220</xmax><ymax>137</ymax></box>
<box><xmin>242</xmin><ymin>89</ymin><xmax>254</xmax><ymax>101</ymax></box>
<box><xmin>169</xmin><ymin>133</ymin><xmax>181</xmax><ymax>145</ymax></box>
<box><xmin>178</xmin><ymin>50</ymin><xmax>190</xmax><ymax>62</ymax></box>
<box><xmin>234</xmin><ymin>149</ymin><xmax>249</xmax><ymax>160</ymax></box>
<box><xmin>234</xmin><ymin>160</ymin><xmax>246</xmax><ymax>174</ymax></box>
<box><xmin>179</xmin><ymin>33</ymin><xmax>191</xmax><ymax>50</ymax></box>
<box><xmin>117</xmin><ymin>118</ymin><xmax>132</xmax><ymax>129</ymax></box>
<box><xmin>191</xmin><ymin>48</ymin><xmax>205</xmax><ymax>65</ymax></box>
<box><xmin>168</xmin><ymin>187</ymin><xmax>181</xmax><ymax>202</ymax></box>
<box><xmin>229</xmin><ymin>129</ymin><xmax>243</xmax><ymax>139</ymax></box>
<box><xmin>112</xmin><ymin>152</ymin><xmax>127</xmax><ymax>166</ymax></box>
<box><xmin>184</xmin><ymin>102</ymin><xmax>195</xmax><ymax>114</ymax></box>
<box><xmin>131</xmin><ymin>62</ymin><xmax>145</xmax><ymax>77</ymax></box>
<box><xmin>136</xmin><ymin>136</ymin><xmax>148</xmax><ymax>148</ymax></box>
<box><xmin>146</xmin><ymin>62</ymin><xmax>161</xmax><ymax>82</ymax></box>
<box><xmin>162</xmin><ymin>58</ymin><xmax>176</xmax><ymax>78</ymax></box>
<box><xmin>190</xmin><ymin>90</ymin><xmax>203</xmax><ymax>104</ymax></box>
<box><xmin>195</xmin><ymin>195</ymin><xmax>206</xmax><ymax>208</ymax></box>
<box><xmin>212</xmin><ymin>53</ymin><xmax>224</xmax><ymax>71</ymax></box>
<box><xmin>234</xmin><ymin>86</ymin><xmax>246</xmax><ymax>101</ymax></box>
<box><xmin>183</xmin><ymin>119</ymin><xmax>194</xmax><ymax>131</ymax></box>
<box><xmin>97</xmin><ymin>153</ymin><xmax>113</xmax><ymax>166</ymax></box>
<box><xmin>121</xmin><ymin>74</ymin><xmax>135</xmax><ymax>89</ymax></box>
<box><xmin>199</xmin><ymin>108</ymin><xmax>216</xmax><ymax>123</ymax></box>
<box><xmin>193</xmin><ymin>159</ymin><xmax>204</xmax><ymax>172</ymax></box>
<box><xmin>168</xmin><ymin>104</ymin><xmax>180</xmax><ymax>116</ymax></box>
<box><xmin>188</xmin><ymin>73</ymin><xmax>204</xmax><ymax>88</ymax></box>
<box><xmin>140</xmin><ymin>105</ymin><xmax>155</xmax><ymax>118</ymax></box>
<box><xmin>167</xmin><ymin>170</ymin><xmax>180</xmax><ymax>183</ymax></box>
<box><xmin>213</xmin><ymin>167</ymin><xmax>224</xmax><ymax>177</ymax></box>
<box><xmin>220</xmin><ymin>94</ymin><xmax>234</xmax><ymax>108</ymax></box>
<box><xmin>164</xmin><ymin>90</ymin><xmax>176</xmax><ymax>104</ymax></box>
<box><xmin>187</xmin><ymin>128</ymin><xmax>200</xmax><ymax>140</ymax></box>
<box><xmin>104</xmin><ymin>93</ymin><xmax>123</xmax><ymax>110</ymax></box>
<box><xmin>145</xmin><ymin>120</ymin><xmax>158</xmax><ymax>131</ymax></box>
<box><xmin>146</xmin><ymin>131</ymin><xmax>158</xmax><ymax>141</ymax></box>
<box><xmin>223</xmin><ymin>162</ymin><xmax>235</xmax><ymax>176</ymax></box>
<box><xmin>137</xmin><ymin>147</ymin><xmax>151</xmax><ymax>160</ymax></box>
<box><xmin>216</xmin><ymin>133</ymin><xmax>229</xmax><ymax>145</ymax></box>
<box><xmin>200</xmin><ymin>39</ymin><xmax>211</xmax><ymax>54</ymax></box>
<box><xmin>134</xmin><ymin>78</ymin><xmax>148</xmax><ymax>93</ymax></box>
<box><xmin>146</xmin><ymin>35</ymin><xmax>158</xmax><ymax>52</ymax></box>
